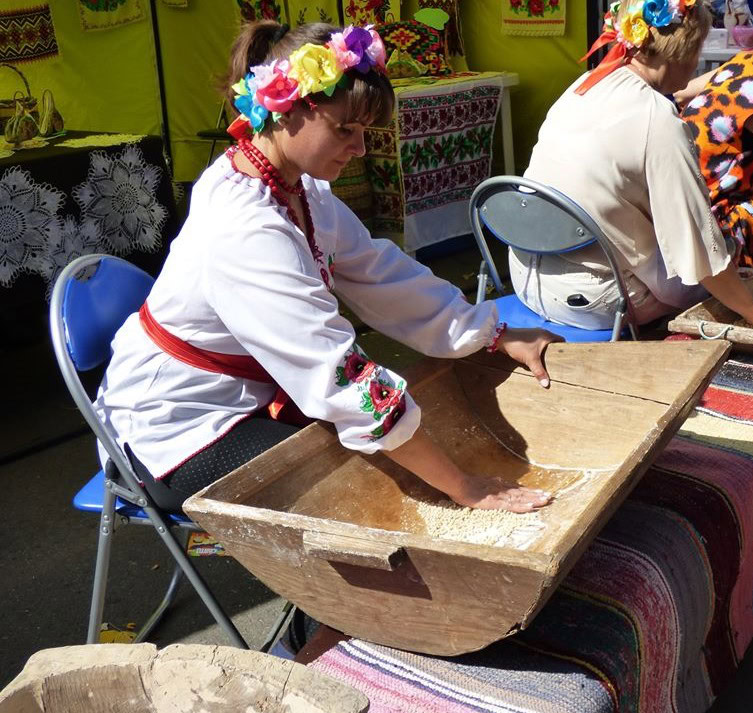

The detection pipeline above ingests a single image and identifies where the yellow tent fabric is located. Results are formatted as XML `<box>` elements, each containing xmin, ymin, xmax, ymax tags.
<box><xmin>17</xmin><ymin>2</ymin><xmax>241</xmax><ymax>183</ymax></box>
<box><xmin>14</xmin><ymin>1</ymin><xmax>587</xmax><ymax>183</ymax></box>
<box><xmin>154</xmin><ymin>0</ymin><xmax>241</xmax><ymax>182</ymax></box>
<box><xmin>286</xmin><ymin>0</ymin><xmax>340</xmax><ymax>26</ymax></box>
<box><xmin>457</xmin><ymin>0</ymin><xmax>586</xmax><ymax>173</ymax></box>
<box><xmin>16</xmin><ymin>3</ymin><xmax>161</xmax><ymax>139</ymax></box>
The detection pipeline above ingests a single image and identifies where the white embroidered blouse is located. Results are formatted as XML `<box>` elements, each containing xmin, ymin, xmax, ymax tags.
<box><xmin>95</xmin><ymin>153</ymin><xmax>500</xmax><ymax>478</ymax></box>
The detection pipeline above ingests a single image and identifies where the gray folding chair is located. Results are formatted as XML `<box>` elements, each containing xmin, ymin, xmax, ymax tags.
<box><xmin>469</xmin><ymin>175</ymin><xmax>638</xmax><ymax>342</ymax></box>
<box><xmin>50</xmin><ymin>253</ymin><xmax>291</xmax><ymax>650</ymax></box>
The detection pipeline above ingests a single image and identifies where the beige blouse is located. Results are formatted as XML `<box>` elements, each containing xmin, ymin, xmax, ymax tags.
<box><xmin>524</xmin><ymin>66</ymin><xmax>729</xmax><ymax>308</ymax></box>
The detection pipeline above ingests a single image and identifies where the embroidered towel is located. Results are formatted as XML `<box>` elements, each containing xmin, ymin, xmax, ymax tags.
<box><xmin>78</xmin><ymin>0</ymin><xmax>144</xmax><ymax>32</ymax></box>
<box><xmin>341</xmin><ymin>0</ymin><xmax>400</xmax><ymax>26</ymax></box>
<box><xmin>286</xmin><ymin>0</ymin><xmax>340</xmax><ymax>25</ymax></box>
<box><xmin>501</xmin><ymin>0</ymin><xmax>566</xmax><ymax>37</ymax></box>
<box><xmin>236</xmin><ymin>0</ymin><xmax>286</xmax><ymax>23</ymax></box>
<box><xmin>0</xmin><ymin>3</ymin><xmax>59</xmax><ymax>63</ymax></box>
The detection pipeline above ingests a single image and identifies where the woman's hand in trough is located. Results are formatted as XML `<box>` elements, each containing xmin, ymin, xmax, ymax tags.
<box><xmin>450</xmin><ymin>475</ymin><xmax>552</xmax><ymax>512</ymax></box>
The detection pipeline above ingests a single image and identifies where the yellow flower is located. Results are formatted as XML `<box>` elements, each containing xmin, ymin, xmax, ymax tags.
<box><xmin>288</xmin><ymin>44</ymin><xmax>343</xmax><ymax>97</ymax></box>
<box><xmin>621</xmin><ymin>10</ymin><xmax>649</xmax><ymax>46</ymax></box>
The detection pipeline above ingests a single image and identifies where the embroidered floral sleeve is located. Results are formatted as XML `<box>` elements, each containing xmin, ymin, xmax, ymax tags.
<box><xmin>334</xmin><ymin>346</ymin><xmax>408</xmax><ymax>441</ymax></box>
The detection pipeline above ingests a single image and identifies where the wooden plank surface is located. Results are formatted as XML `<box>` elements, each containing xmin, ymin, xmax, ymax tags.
<box><xmin>668</xmin><ymin>275</ymin><xmax>753</xmax><ymax>345</ymax></box>
<box><xmin>464</xmin><ymin>340</ymin><xmax>731</xmax><ymax>403</ymax></box>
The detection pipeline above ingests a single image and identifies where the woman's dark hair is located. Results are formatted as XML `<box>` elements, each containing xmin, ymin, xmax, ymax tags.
<box><xmin>224</xmin><ymin>21</ymin><xmax>395</xmax><ymax>128</ymax></box>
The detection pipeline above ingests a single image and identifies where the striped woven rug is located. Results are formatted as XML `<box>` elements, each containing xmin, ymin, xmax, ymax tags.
<box><xmin>309</xmin><ymin>353</ymin><xmax>753</xmax><ymax>713</ymax></box>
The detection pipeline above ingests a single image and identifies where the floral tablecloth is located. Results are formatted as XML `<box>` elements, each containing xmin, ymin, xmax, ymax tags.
<box><xmin>365</xmin><ymin>72</ymin><xmax>512</xmax><ymax>253</ymax></box>
<box><xmin>0</xmin><ymin>130</ymin><xmax>178</xmax><ymax>344</ymax></box>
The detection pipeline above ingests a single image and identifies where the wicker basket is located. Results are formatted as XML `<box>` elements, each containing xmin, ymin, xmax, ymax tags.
<box><xmin>0</xmin><ymin>63</ymin><xmax>38</xmax><ymax>133</ymax></box>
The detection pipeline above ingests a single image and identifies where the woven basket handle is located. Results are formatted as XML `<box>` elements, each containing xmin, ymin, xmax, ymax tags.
<box><xmin>0</xmin><ymin>63</ymin><xmax>32</xmax><ymax>99</ymax></box>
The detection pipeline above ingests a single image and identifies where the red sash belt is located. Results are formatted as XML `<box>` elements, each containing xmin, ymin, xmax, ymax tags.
<box><xmin>138</xmin><ymin>303</ymin><xmax>310</xmax><ymax>426</ymax></box>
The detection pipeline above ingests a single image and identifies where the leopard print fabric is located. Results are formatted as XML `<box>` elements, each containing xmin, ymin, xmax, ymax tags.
<box><xmin>682</xmin><ymin>51</ymin><xmax>753</xmax><ymax>266</ymax></box>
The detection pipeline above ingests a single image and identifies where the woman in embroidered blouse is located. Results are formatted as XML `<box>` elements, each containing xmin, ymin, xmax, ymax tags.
<box><xmin>510</xmin><ymin>0</ymin><xmax>753</xmax><ymax>331</ymax></box>
<box><xmin>95</xmin><ymin>21</ymin><xmax>559</xmax><ymax>515</ymax></box>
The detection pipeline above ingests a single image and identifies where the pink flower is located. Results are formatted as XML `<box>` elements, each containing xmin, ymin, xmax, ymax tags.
<box><xmin>365</xmin><ymin>27</ymin><xmax>387</xmax><ymax>70</ymax></box>
<box><xmin>253</xmin><ymin>60</ymin><xmax>300</xmax><ymax>113</ymax></box>
<box><xmin>329</xmin><ymin>27</ymin><xmax>360</xmax><ymax>71</ymax></box>
<box><xmin>329</xmin><ymin>26</ymin><xmax>386</xmax><ymax>73</ymax></box>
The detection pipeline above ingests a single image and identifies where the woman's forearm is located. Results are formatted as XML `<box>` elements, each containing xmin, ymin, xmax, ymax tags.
<box><xmin>674</xmin><ymin>69</ymin><xmax>715</xmax><ymax>107</ymax></box>
<box><xmin>383</xmin><ymin>426</ymin><xmax>468</xmax><ymax>500</ymax></box>
<box><xmin>700</xmin><ymin>262</ymin><xmax>753</xmax><ymax>322</ymax></box>
<box><xmin>383</xmin><ymin>426</ymin><xmax>551</xmax><ymax>512</ymax></box>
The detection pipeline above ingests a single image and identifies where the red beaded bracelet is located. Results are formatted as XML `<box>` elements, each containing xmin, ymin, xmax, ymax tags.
<box><xmin>486</xmin><ymin>322</ymin><xmax>508</xmax><ymax>353</ymax></box>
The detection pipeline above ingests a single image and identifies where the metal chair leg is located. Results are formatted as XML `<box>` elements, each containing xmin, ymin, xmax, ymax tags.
<box><xmin>86</xmin><ymin>482</ymin><xmax>117</xmax><ymax>644</ymax></box>
<box><xmin>259</xmin><ymin>600</ymin><xmax>295</xmax><ymax>654</ymax></box>
<box><xmin>476</xmin><ymin>260</ymin><xmax>489</xmax><ymax>305</ymax></box>
<box><xmin>145</xmin><ymin>505</ymin><xmax>249</xmax><ymax>649</ymax></box>
<box><xmin>132</xmin><ymin>529</ymin><xmax>187</xmax><ymax>644</ymax></box>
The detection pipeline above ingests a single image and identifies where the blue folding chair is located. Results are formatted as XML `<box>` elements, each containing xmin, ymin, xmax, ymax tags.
<box><xmin>49</xmin><ymin>254</ymin><xmax>270</xmax><ymax>649</ymax></box>
<box><xmin>469</xmin><ymin>176</ymin><xmax>638</xmax><ymax>342</ymax></box>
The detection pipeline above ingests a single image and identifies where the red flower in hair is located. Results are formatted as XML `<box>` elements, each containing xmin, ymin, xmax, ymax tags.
<box><xmin>549</xmin><ymin>0</ymin><xmax>559</xmax><ymax>6</ymax></box>
<box><xmin>510</xmin><ymin>0</ymin><xmax>522</xmax><ymax>7</ymax></box>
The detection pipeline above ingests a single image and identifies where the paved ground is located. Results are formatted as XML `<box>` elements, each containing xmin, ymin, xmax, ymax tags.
<box><xmin>2</xmin><ymin>239</ymin><xmax>751</xmax><ymax>711</ymax></box>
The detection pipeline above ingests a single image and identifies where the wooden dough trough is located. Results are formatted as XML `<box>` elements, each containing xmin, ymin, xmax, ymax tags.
<box><xmin>668</xmin><ymin>271</ymin><xmax>753</xmax><ymax>350</ymax></box>
<box><xmin>184</xmin><ymin>340</ymin><xmax>729</xmax><ymax>656</ymax></box>
<box><xmin>0</xmin><ymin>643</ymin><xmax>368</xmax><ymax>713</ymax></box>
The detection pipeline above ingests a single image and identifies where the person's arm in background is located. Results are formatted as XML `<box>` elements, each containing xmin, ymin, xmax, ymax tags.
<box><xmin>701</xmin><ymin>261</ymin><xmax>753</xmax><ymax>323</ymax></box>
<box><xmin>674</xmin><ymin>68</ymin><xmax>716</xmax><ymax>109</ymax></box>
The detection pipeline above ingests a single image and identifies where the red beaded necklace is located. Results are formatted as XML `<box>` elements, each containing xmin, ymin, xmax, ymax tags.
<box><xmin>238</xmin><ymin>137</ymin><xmax>303</xmax><ymax>196</ymax></box>
<box><xmin>235</xmin><ymin>137</ymin><xmax>327</xmax><ymax>282</ymax></box>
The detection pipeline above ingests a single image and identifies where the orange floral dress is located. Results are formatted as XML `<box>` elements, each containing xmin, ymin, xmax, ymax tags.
<box><xmin>682</xmin><ymin>51</ymin><xmax>753</xmax><ymax>267</ymax></box>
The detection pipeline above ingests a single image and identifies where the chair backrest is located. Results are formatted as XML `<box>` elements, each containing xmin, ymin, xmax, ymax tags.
<box><xmin>469</xmin><ymin>175</ymin><xmax>635</xmax><ymax>333</ymax></box>
<box><xmin>50</xmin><ymin>254</ymin><xmax>154</xmax><ymax>481</ymax></box>
<box><xmin>57</xmin><ymin>255</ymin><xmax>154</xmax><ymax>371</ymax></box>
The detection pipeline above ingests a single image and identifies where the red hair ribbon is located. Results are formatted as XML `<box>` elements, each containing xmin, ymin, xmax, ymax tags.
<box><xmin>227</xmin><ymin>116</ymin><xmax>250</xmax><ymax>140</ymax></box>
<box><xmin>574</xmin><ymin>27</ymin><xmax>629</xmax><ymax>95</ymax></box>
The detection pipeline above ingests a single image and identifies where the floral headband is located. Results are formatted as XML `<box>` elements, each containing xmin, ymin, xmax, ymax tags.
<box><xmin>575</xmin><ymin>0</ymin><xmax>697</xmax><ymax>95</ymax></box>
<box><xmin>227</xmin><ymin>25</ymin><xmax>387</xmax><ymax>138</ymax></box>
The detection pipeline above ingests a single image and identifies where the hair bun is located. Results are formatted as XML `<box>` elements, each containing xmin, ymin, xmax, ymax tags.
<box><xmin>272</xmin><ymin>23</ymin><xmax>290</xmax><ymax>44</ymax></box>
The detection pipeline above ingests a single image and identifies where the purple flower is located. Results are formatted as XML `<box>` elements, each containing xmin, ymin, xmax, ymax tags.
<box><xmin>345</xmin><ymin>26</ymin><xmax>376</xmax><ymax>73</ymax></box>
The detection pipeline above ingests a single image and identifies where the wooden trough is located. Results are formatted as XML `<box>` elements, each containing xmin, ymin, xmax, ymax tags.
<box><xmin>0</xmin><ymin>644</ymin><xmax>369</xmax><ymax>713</ymax></box>
<box><xmin>184</xmin><ymin>341</ymin><xmax>729</xmax><ymax>656</ymax></box>
<box><xmin>668</xmin><ymin>270</ymin><xmax>753</xmax><ymax>350</ymax></box>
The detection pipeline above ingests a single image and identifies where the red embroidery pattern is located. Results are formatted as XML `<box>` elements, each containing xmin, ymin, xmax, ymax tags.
<box><xmin>335</xmin><ymin>347</ymin><xmax>407</xmax><ymax>440</ymax></box>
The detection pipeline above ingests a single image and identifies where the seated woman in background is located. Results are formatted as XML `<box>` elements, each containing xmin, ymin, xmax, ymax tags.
<box><xmin>510</xmin><ymin>0</ymin><xmax>753</xmax><ymax>331</ymax></box>
<box><xmin>677</xmin><ymin>52</ymin><xmax>753</xmax><ymax>268</ymax></box>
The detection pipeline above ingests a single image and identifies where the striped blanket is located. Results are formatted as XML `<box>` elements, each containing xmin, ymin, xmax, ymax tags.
<box><xmin>309</xmin><ymin>353</ymin><xmax>753</xmax><ymax>713</ymax></box>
